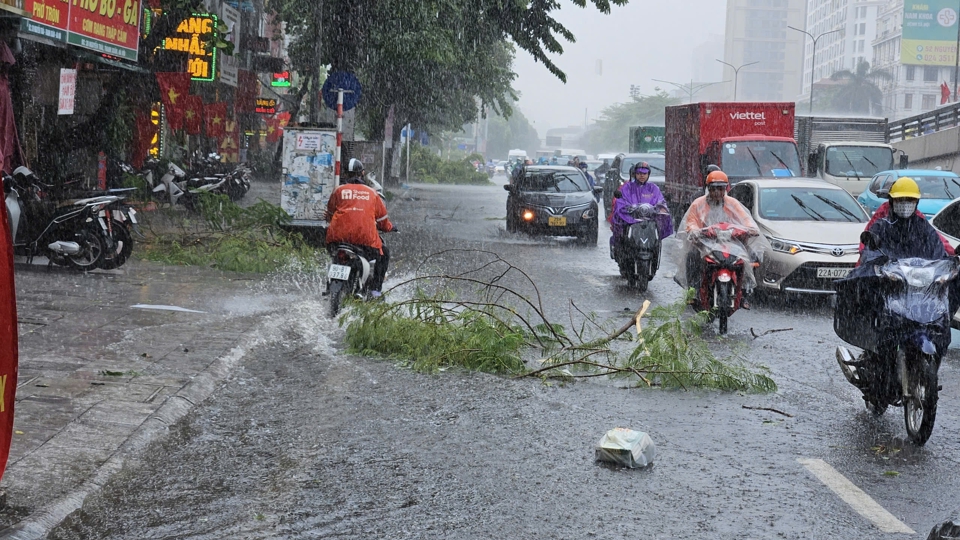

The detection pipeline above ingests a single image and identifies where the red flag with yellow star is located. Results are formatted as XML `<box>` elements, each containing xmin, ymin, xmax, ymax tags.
<box><xmin>183</xmin><ymin>95</ymin><xmax>203</xmax><ymax>135</ymax></box>
<box><xmin>156</xmin><ymin>72</ymin><xmax>191</xmax><ymax>130</ymax></box>
<box><xmin>265</xmin><ymin>116</ymin><xmax>283</xmax><ymax>143</ymax></box>
<box><xmin>204</xmin><ymin>102</ymin><xmax>227</xmax><ymax>138</ymax></box>
<box><xmin>220</xmin><ymin>118</ymin><xmax>240</xmax><ymax>162</ymax></box>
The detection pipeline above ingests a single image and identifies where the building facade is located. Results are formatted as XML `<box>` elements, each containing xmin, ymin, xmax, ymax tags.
<box><xmin>722</xmin><ymin>0</ymin><xmax>806</xmax><ymax>101</ymax></box>
<box><xmin>801</xmin><ymin>0</ymin><xmax>886</xmax><ymax>97</ymax></box>
<box><xmin>872</xmin><ymin>0</ymin><xmax>955</xmax><ymax>120</ymax></box>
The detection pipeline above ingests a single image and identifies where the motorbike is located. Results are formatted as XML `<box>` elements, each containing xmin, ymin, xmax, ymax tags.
<box><xmin>689</xmin><ymin>223</ymin><xmax>757</xmax><ymax>334</ymax></box>
<box><xmin>612</xmin><ymin>203</ymin><xmax>666</xmax><ymax>291</ymax></box>
<box><xmin>3</xmin><ymin>167</ymin><xmax>112</xmax><ymax>271</ymax></box>
<box><xmin>834</xmin><ymin>231</ymin><xmax>959</xmax><ymax>445</ymax></box>
<box><xmin>325</xmin><ymin>231</ymin><xmax>396</xmax><ymax>317</ymax></box>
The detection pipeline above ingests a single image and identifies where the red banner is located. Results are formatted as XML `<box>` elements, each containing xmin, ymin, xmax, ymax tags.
<box><xmin>204</xmin><ymin>102</ymin><xmax>227</xmax><ymax>138</ymax></box>
<box><xmin>0</xmin><ymin>183</ymin><xmax>18</xmax><ymax>483</ymax></box>
<box><xmin>184</xmin><ymin>95</ymin><xmax>203</xmax><ymax>135</ymax></box>
<box><xmin>132</xmin><ymin>111</ymin><xmax>157</xmax><ymax>169</ymax></box>
<box><xmin>265</xmin><ymin>116</ymin><xmax>283</xmax><ymax>143</ymax></box>
<box><xmin>66</xmin><ymin>0</ymin><xmax>142</xmax><ymax>61</ymax></box>
<box><xmin>220</xmin><ymin>119</ymin><xmax>240</xmax><ymax>162</ymax></box>
<box><xmin>22</xmin><ymin>0</ymin><xmax>69</xmax><ymax>39</ymax></box>
<box><xmin>156</xmin><ymin>72</ymin><xmax>191</xmax><ymax>130</ymax></box>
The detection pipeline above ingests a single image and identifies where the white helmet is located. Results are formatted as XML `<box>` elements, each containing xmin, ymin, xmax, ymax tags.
<box><xmin>347</xmin><ymin>158</ymin><xmax>364</xmax><ymax>174</ymax></box>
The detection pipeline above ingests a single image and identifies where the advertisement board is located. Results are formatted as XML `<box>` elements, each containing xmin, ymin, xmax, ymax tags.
<box><xmin>902</xmin><ymin>0</ymin><xmax>960</xmax><ymax>66</ymax></box>
<box><xmin>281</xmin><ymin>128</ymin><xmax>337</xmax><ymax>224</ymax></box>
<box><xmin>22</xmin><ymin>0</ymin><xmax>141</xmax><ymax>60</ymax></box>
<box><xmin>162</xmin><ymin>14</ymin><xmax>218</xmax><ymax>81</ymax></box>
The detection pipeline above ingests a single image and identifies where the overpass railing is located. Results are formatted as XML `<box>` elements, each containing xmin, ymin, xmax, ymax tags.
<box><xmin>887</xmin><ymin>102</ymin><xmax>960</xmax><ymax>142</ymax></box>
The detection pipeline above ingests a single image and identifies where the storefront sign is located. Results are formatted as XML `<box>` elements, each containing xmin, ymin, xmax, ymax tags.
<box><xmin>902</xmin><ymin>0</ymin><xmax>959</xmax><ymax>66</ymax></box>
<box><xmin>57</xmin><ymin>68</ymin><xmax>76</xmax><ymax>115</ymax></box>
<box><xmin>163</xmin><ymin>14</ymin><xmax>218</xmax><ymax>81</ymax></box>
<box><xmin>219</xmin><ymin>53</ymin><xmax>238</xmax><ymax>87</ymax></box>
<box><xmin>22</xmin><ymin>0</ymin><xmax>141</xmax><ymax>60</ymax></box>
<box><xmin>271</xmin><ymin>71</ymin><xmax>291</xmax><ymax>87</ymax></box>
<box><xmin>255</xmin><ymin>98</ymin><xmax>276</xmax><ymax>114</ymax></box>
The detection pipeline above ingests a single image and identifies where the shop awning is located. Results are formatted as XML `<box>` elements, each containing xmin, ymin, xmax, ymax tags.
<box><xmin>0</xmin><ymin>2</ymin><xmax>30</xmax><ymax>18</ymax></box>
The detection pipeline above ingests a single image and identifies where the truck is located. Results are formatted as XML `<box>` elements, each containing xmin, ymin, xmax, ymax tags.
<box><xmin>664</xmin><ymin>102</ymin><xmax>803</xmax><ymax>220</ymax></box>
<box><xmin>794</xmin><ymin>116</ymin><xmax>904</xmax><ymax>196</ymax></box>
<box><xmin>629</xmin><ymin>126</ymin><xmax>665</xmax><ymax>154</ymax></box>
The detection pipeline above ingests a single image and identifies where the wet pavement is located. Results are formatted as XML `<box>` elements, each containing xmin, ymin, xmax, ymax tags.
<box><xmin>0</xmin><ymin>259</ymin><xmax>276</xmax><ymax>539</ymax></box>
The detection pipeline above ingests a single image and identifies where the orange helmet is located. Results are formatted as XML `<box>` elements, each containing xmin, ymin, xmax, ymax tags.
<box><xmin>705</xmin><ymin>170</ymin><xmax>729</xmax><ymax>187</ymax></box>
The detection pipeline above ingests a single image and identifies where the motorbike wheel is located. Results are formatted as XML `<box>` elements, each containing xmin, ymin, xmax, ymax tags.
<box><xmin>327</xmin><ymin>275</ymin><xmax>358</xmax><ymax>318</ymax></box>
<box><xmin>99</xmin><ymin>220</ymin><xmax>133</xmax><ymax>270</ymax></box>
<box><xmin>717</xmin><ymin>283</ymin><xmax>730</xmax><ymax>334</ymax></box>
<box><xmin>633</xmin><ymin>273</ymin><xmax>649</xmax><ymax>292</ymax></box>
<box><xmin>64</xmin><ymin>224</ymin><xmax>106</xmax><ymax>271</ymax></box>
<box><xmin>904</xmin><ymin>355</ymin><xmax>939</xmax><ymax>445</ymax></box>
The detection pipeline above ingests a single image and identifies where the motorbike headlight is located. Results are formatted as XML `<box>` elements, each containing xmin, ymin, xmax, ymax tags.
<box><xmin>768</xmin><ymin>236</ymin><xmax>802</xmax><ymax>255</ymax></box>
<box><xmin>581</xmin><ymin>208</ymin><xmax>596</xmax><ymax>220</ymax></box>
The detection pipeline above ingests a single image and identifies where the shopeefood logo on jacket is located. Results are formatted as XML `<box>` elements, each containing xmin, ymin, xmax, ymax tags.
<box><xmin>341</xmin><ymin>188</ymin><xmax>372</xmax><ymax>201</ymax></box>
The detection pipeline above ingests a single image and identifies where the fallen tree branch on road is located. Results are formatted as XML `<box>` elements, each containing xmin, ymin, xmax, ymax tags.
<box><xmin>340</xmin><ymin>250</ymin><xmax>776</xmax><ymax>393</ymax></box>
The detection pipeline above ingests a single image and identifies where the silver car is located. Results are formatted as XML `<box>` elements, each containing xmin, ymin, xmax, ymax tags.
<box><xmin>728</xmin><ymin>178</ymin><xmax>869</xmax><ymax>295</ymax></box>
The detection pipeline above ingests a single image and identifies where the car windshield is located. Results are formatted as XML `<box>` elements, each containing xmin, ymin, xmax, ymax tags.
<box><xmin>758</xmin><ymin>187</ymin><xmax>867</xmax><ymax>222</ymax></box>
<box><xmin>824</xmin><ymin>146</ymin><xmax>895</xmax><ymax>177</ymax></box>
<box><xmin>911</xmin><ymin>175</ymin><xmax>960</xmax><ymax>199</ymax></box>
<box><xmin>585</xmin><ymin>161</ymin><xmax>602</xmax><ymax>172</ymax></box>
<box><xmin>722</xmin><ymin>142</ymin><xmax>802</xmax><ymax>177</ymax></box>
<box><xmin>520</xmin><ymin>171</ymin><xmax>590</xmax><ymax>193</ymax></box>
<box><xmin>620</xmin><ymin>157</ymin><xmax>666</xmax><ymax>175</ymax></box>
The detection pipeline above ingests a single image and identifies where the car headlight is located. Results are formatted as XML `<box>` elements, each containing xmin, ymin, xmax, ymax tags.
<box><xmin>768</xmin><ymin>236</ymin><xmax>802</xmax><ymax>255</ymax></box>
<box><xmin>581</xmin><ymin>208</ymin><xmax>596</xmax><ymax>219</ymax></box>
<box><xmin>521</xmin><ymin>209</ymin><xmax>535</xmax><ymax>222</ymax></box>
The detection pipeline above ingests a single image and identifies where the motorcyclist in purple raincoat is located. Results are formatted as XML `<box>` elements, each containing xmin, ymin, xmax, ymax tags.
<box><xmin>610</xmin><ymin>161</ymin><xmax>674</xmax><ymax>251</ymax></box>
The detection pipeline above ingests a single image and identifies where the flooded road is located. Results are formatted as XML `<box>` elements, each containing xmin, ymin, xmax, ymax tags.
<box><xmin>46</xmin><ymin>177</ymin><xmax>960</xmax><ymax>539</ymax></box>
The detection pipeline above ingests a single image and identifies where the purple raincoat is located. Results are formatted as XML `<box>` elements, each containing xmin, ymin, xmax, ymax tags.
<box><xmin>611</xmin><ymin>181</ymin><xmax>674</xmax><ymax>245</ymax></box>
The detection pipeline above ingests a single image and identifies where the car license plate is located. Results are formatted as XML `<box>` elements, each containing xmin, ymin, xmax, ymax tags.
<box><xmin>548</xmin><ymin>216</ymin><xmax>566</xmax><ymax>227</ymax></box>
<box><xmin>328</xmin><ymin>264</ymin><xmax>351</xmax><ymax>280</ymax></box>
<box><xmin>817</xmin><ymin>267</ymin><xmax>850</xmax><ymax>279</ymax></box>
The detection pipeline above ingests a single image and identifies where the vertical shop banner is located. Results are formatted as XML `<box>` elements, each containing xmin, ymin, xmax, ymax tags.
<box><xmin>219</xmin><ymin>119</ymin><xmax>240</xmax><ymax>162</ymax></box>
<box><xmin>902</xmin><ymin>1</ymin><xmax>960</xmax><ymax>66</ymax></box>
<box><xmin>22</xmin><ymin>0</ymin><xmax>69</xmax><ymax>42</ymax></box>
<box><xmin>0</xmin><ymin>184</ymin><xmax>17</xmax><ymax>484</ymax></box>
<box><xmin>57</xmin><ymin>68</ymin><xmax>76</xmax><ymax>115</ymax></box>
<box><xmin>219</xmin><ymin>54</ymin><xmax>238</xmax><ymax>87</ymax></box>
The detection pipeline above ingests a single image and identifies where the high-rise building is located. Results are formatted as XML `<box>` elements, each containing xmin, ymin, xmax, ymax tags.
<box><xmin>722</xmin><ymin>0</ymin><xmax>806</xmax><ymax>101</ymax></box>
<box><xmin>872</xmin><ymin>0</ymin><xmax>956</xmax><ymax>120</ymax></box>
<box><xmin>800</xmin><ymin>0</ymin><xmax>886</xmax><ymax>98</ymax></box>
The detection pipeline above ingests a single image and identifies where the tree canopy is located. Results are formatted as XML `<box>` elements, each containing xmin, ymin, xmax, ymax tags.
<box><xmin>827</xmin><ymin>61</ymin><xmax>892</xmax><ymax>116</ymax></box>
<box><xmin>585</xmin><ymin>90</ymin><xmax>679</xmax><ymax>154</ymax></box>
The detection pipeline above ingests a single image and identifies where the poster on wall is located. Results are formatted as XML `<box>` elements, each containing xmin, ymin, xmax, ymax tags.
<box><xmin>281</xmin><ymin>128</ymin><xmax>336</xmax><ymax>223</ymax></box>
<box><xmin>57</xmin><ymin>68</ymin><xmax>76</xmax><ymax>115</ymax></box>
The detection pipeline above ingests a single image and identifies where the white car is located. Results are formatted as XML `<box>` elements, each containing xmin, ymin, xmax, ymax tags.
<box><xmin>727</xmin><ymin>178</ymin><xmax>868</xmax><ymax>295</ymax></box>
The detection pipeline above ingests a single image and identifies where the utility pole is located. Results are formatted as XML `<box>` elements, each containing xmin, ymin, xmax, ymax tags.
<box><xmin>788</xmin><ymin>25</ymin><xmax>843</xmax><ymax>114</ymax></box>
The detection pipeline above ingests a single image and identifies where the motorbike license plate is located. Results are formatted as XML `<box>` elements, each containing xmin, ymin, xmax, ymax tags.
<box><xmin>327</xmin><ymin>264</ymin><xmax>351</xmax><ymax>280</ymax></box>
<box><xmin>817</xmin><ymin>267</ymin><xmax>851</xmax><ymax>279</ymax></box>
<box><xmin>548</xmin><ymin>216</ymin><xmax>566</xmax><ymax>227</ymax></box>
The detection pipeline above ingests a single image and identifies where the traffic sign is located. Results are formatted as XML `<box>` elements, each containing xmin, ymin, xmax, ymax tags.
<box><xmin>322</xmin><ymin>71</ymin><xmax>362</xmax><ymax>111</ymax></box>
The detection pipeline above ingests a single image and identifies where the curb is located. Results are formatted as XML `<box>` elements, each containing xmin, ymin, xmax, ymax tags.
<box><xmin>0</xmin><ymin>337</ymin><xmax>254</xmax><ymax>539</ymax></box>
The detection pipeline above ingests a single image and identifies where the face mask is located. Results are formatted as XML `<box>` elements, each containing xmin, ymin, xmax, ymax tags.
<box><xmin>892</xmin><ymin>199</ymin><xmax>918</xmax><ymax>219</ymax></box>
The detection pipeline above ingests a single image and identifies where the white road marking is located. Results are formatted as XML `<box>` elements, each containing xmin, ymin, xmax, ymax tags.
<box><xmin>798</xmin><ymin>458</ymin><xmax>915</xmax><ymax>534</ymax></box>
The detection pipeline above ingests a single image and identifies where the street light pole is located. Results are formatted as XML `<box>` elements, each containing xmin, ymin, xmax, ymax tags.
<box><xmin>651</xmin><ymin>78</ymin><xmax>726</xmax><ymax>103</ymax></box>
<box><xmin>715</xmin><ymin>59</ymin><xmax>759</xmax><ymax>101</ymax></box>
<box><xmin>788</xmin><ymin>25</ymin><xmax>843</xmax><ymax>114</ymax></box>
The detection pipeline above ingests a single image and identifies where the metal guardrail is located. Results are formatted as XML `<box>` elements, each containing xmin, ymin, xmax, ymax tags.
<box><xmin>887</xmin><ymin>102</ymin><xmax>960</xmax><ymax>142</ymax></box>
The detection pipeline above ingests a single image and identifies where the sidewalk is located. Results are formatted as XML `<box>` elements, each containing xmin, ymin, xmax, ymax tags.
<box><xmin>0</xmin><ymin>259</ymin><xmax>269</xmax><ymax>538</ymax></box>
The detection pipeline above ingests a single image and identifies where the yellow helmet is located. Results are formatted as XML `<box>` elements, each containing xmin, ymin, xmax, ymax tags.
<box><xmin>888</xmin><ymin>177</ymin><xmax>921</xmax><ymax>199</ymax></box>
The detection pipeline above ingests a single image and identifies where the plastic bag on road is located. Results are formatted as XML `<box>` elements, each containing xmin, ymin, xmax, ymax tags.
<box><xmin>595</xmin><ymin>428</ymin><xmax>655</xmax><ymax>468</ymax></box>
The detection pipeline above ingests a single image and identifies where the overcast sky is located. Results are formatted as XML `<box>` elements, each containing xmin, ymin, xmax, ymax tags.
<box><xmin>512</xmin><ymin>0</ymin><xmax>728</xmax><ymax>138</ymax></box>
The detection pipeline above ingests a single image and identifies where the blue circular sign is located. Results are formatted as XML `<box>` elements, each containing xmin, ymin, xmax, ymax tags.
<box><xmin>322</xmin><ymin>71</ymin><xmax>362</xmax><ymax>111</ymax></box>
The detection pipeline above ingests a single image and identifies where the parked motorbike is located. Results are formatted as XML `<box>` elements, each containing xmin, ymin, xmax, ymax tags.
<box><xmin>834</xmin><ymin>231</ymin><xmax>959</xmax><ymax>445</ymax></box>
<box><xmin>689</xmin><ymin>223</ymin><xmax>757</xmax><ymax>334</ymax></box>
<box><xmin>612</xmin><ymin>203</ymin><xmax>665</xmax><ymax>291</ymax></box>
<box><xmin>3</xmin><ymin>167</ymin><xmax>111</xmax><ymax>271</ymax></box>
